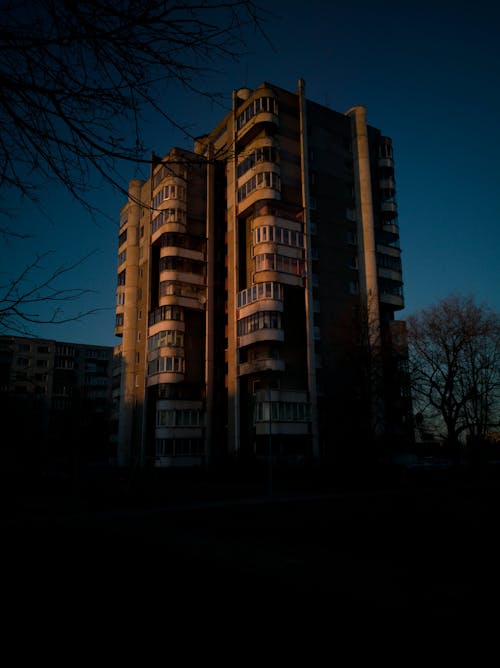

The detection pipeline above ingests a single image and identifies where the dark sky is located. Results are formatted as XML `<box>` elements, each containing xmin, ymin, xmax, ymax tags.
<box><xmin>3</xmin><ymin>0</ymin><xmax>499</xmax><ymax>346</ymax></box>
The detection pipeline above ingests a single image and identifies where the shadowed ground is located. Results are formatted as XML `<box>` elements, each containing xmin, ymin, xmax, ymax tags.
<box><xmin>3</xmin><ymin>465</ymin><xmax>499</xmax><ymax>636</ymax></box>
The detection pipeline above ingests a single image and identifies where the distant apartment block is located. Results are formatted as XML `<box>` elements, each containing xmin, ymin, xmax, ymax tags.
<box><xmin>114</xmin><ymin>79</ymin><xmax>413</xmax><ymax>469</ymax></box>
<box><xmin>0</xmin><ymin>335</ymin><xmax>114</xmax><ymax>472</ymax></box>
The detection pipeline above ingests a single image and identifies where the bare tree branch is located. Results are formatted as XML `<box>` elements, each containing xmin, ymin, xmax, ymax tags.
<box><xmin>0</xmin><ymin>0</ymin><xmax>268</xmax><ymax>333</ymax></box>
<box><xmin>0</xmin><ymin>0</ymin><xmax>268</xmax><ymax>214</ymax></box>
<box><xmin>0</xmin><ymin>250</ymin><xmax>108</xmax><ymax>336</ymax></box>
<box><xmin>408</xmin><ymin>294</ymin><xmax>500</xmax><ymax>453</ymax></box>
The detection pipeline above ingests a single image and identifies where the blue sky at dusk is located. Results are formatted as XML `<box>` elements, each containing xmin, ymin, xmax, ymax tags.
<box><xmin>2</xmin><ymin>0</ymin><xmax>499</xmax><ymax>346</ymax></box>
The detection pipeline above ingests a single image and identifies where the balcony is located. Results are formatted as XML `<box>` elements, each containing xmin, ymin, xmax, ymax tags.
<box><xmin>236</xmin><ymin>93</ymin><xmax>279</xmax><ymax>147</ymax></box>
<box><xmin>381</xmin><ymin>222</ymin><xmax>400</xmax><ymax>240</ymax></box>
<box><xmin>380</xmin><ymin>292</ymin><xmax>404</xmax><ymax>310</ymax></box>
<box><xmin>238</xmin><ymin>358</ymin><xmax>286</xmax><ymax>376</ymax></box>
<box><xmin>151</xmin><ymin>209</ymin><xmax>187</xmax><ymax>242</ymax></box>
<box><xmin>253</xmin><ymin>252</ymin><xmax>305</xmax><ymax>288</ymax></box>
<box><xmin>159</xmin><ymin>281</ymin><xmax>206</xmax><ymax>311</ymax></box>
<box><xmin>253</xmin><ymin>389</ymin><xmax>310</xmax><ymax>436</ymax></box>
<box><xmin>148</xmin><ymin>319</ymin><xmax>185</xmax><ymax>338</ymax></box>
<box><xmin>237</xmin><ymin>282</ymin><xmax>283</xmax><ymax>319</ymax></box>
<box><xmin>237</xmin><ymin>327</ymin><xmax>284</xmax><ymax>349</ymax></box>
<box><xmin>377</xmin><ymin>267</ymin><xmax>403</xmax><ymax>283</ymax></box>
<box><xmin>379</xmin><ymin>178</ymin><xmax>396</xmax><ymax>190</ymax></box>
<box><xmin>237</xmin><ymin>171</ymin><xmax>281</xmax><ymax>216</ymax></box>
<box><xmin>378</xmin><ymin>156</ymin><xmax>394</xmax><ymax>169</ymax></box>
<box><xmin>381</xmin><ymin>201</ymin><xmax>398</xmax><ymax>215</ymax></box>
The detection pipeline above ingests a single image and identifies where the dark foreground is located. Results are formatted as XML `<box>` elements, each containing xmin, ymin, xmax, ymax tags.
<box><xmin>3</xmin><ymin>465</ymin><xmax>500</xmax><ymax>637</ymax></box>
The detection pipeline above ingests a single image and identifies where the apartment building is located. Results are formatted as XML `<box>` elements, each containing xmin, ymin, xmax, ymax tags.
<box><xmin>114</xmin><ymin>79</ymin><xmax>412</xmax><ymax>469</ymax></box>
<box><xmin>0</xmin><ymin>335</ymin><xmax>114</xmax><ymax>472</ymax></box>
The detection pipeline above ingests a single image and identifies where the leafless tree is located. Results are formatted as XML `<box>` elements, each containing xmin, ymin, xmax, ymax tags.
<box><xmin>407</xmin><ymin>294</ymin><xmax>500</xmax><ymax>456</ymax></box>
<box><xmin>1</xmin><ymin>0</ymin><xmax>266</xmax><ymax>211</ymax></box>
<box><xmin>0</xmin><ymin>0</ymin><xmax>266</xmax><ymax>332</ymax></box>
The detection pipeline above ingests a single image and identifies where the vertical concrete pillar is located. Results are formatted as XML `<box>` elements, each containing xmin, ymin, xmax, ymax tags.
<box><xmin>226</xmin><ymin>90</ymin><xmax>240</xmax><ymax>457</ymax></box>
<box><xmin>205</xmin><ymin>144</ymin><xmax>215</xmax><ymax>463</ymax></box>
<box><xmin>347</xmin><ymin>106</ymin><xmax>385</xmax><ymax>437</ymax></box>
<box><xmin>347</xmin><ymin>106</ymin><xmax>380</xmax><ymax>334</ymax></box>
<box><xmin>117</xmin><ymin>179</ymin><xmax>142</xmax><ymax>467</ymax></box>
<box><xmin>298</xmin><ymin>78</ymin><xmax>320</xmax><ymax>461</ymax></box>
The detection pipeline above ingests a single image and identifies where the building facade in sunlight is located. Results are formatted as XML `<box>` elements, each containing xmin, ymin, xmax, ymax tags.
<box><xmin>114</xmin><ymin>79</ymin><xmax>412</xmax><ymax>468</ymax></box>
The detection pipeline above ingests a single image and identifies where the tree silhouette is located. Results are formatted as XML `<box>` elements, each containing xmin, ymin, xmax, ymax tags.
<box><xmin>407</xmin><ymin>294</ymin><xmax>500</xmax><ymax>458</ymax></box>
<box><xmin>0</xmin><ymin>0</ymin><xmax>266</xmax><ymax>332</ymax></box>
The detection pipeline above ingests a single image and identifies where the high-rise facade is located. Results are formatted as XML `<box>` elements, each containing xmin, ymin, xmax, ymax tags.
<box><xmin>114</xmin><ymin>79</ymin><xmax>412</xmax><ymax>469</ymax></box>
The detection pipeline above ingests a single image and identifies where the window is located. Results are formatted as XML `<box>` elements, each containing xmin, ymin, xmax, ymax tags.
<box><xmin>148</xmin><ymin>305</ymin><xmax>184</xmax><ymax>325</ymax></box>
<box><xmin>147</xmin><ymin>356</ymin><xmax>185</xmax><ymax>375</ymax></box>
<box><xmin>156</xmin><ymin>409</ymin><xmax>205</xmax><ymax>428</ymax></box>
<box><xmin>237</xmin><ymin>146</ymin><xmax>278</xmax><ymax>178</ymax></box>
<box><xmin>237</xmin><ymin>171</ymin><xmax>280</xmax><ymax>203</ymax></box>
<box><xmin>148</xmin><ymin>330</ymin><xmax>184</xmax><ymax>351</ymax></box>
<box><xmin>118</xmin><ymin>229</ymin><xmax>127</xmax><ymax>247</ymax></box>
<box><xmin>237</xmin><ymin>311</ymin><xmax>282</xmax><ymax>336</ymax></box>
<box><xmin>236</xmin><ymin>96</ymin><xmax>277</xmax><ymax>131</ymax></box>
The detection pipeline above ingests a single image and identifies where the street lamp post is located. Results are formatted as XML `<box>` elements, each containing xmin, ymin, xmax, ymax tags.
<box><xmin>268</xmin><ymin>385</ymin><xmax>273</xmax><ymax>497</ymax></box>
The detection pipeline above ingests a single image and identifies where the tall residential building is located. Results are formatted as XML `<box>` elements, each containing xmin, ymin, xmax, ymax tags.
<box><xmin>114</xmin><ymin>79</ymin><xmax>412</xmax><ymax>469</ymax></box>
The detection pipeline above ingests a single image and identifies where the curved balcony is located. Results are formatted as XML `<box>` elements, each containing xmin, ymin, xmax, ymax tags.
<box><xmin>253</xmin><ymin>269</ymin><xmax>304</xmax><ymax>288</ymax></box>
<box><xmin>379</xmin><ymin>177</ymin><xmax>396</xmax><ymax>190</ymax></box>
<box><xmin>151</xmin><ymin>209</ymin><xmax>187</xmax><ymax>243</ymax></box>
<box><xmin>252</xmin><ymin>218</ymin><xmax>304</xmax><ymax>251</ymax></box>
<box><xmin>378</xmin><ymin>157</ymin><xmax>394</xmax><ymax>169</ymax></box>
<box><xmin>253</xmin><ymin>242</ymin><xmax>304</xmax><ymax>261</ymax></box>
<box><xmin>253</xmin><ymin>252</ymin><xmax>305</xmax><ymax>288</ymax></box>
<box><xmin>381</xmin><ymin>201</ymin><xmax>398</xmax><ymax>215</ymax></box>
<box><xmin>253</xmin><ymin>389</ymin><xmax>310</xmax><ymax>436</ymax></box>
<box><xmin>238</xmin><ymin>358</ymin><xmax>286</xmax><ymax>377</ymax></box>
<box><xmin>159</xmin><ymin>234</ymin><xmax>205</xmax><ymax>262</ymax></box>
<box><xmin>381</xmin><ymin>222</ymin><xmax>400</xmax><ymax>241</ymax></box>
<box><xmin>147</xmin><ymin>372</ymin><xmax>185</xmax><ymax>386</ymax></box>
<box><xmin>238</xmin><ymin>328</ymin><xmax>284</xmax><ymax>349</ymax></box>
<box><xmin>159</xmin><ymin>269</ymin><xmax>205</xmax><ymax>286</ymax></box>
<box><xmin>237</xmin><ymin>282</ymin><xmax>283</xmax><ymax>316</ymax></box>
<box><xmin>237</xmin><ymin>171</ymin><xmax>281</xmax><ymax>216</ymax></box>
<box><xmin>148</xmin><ymin>304</ymin><xmax>184</xmax><ymax>328</ymax></box>
<box><xmin>377</xmin><ymin>267</ymin><xmax>403</xmax><ymax>283</ymax></box>
<box><xmin>238</xmin><ymin>191</ymin><xmax>281</xmax><ymax>217</ymax></box>
<box><xmin>238</xmin><ymin>298</ymin><xmax>283</xmax><ymax>320</ymax></box>
<box><xmin>159</xmin><ymin>281</ymin><xmax>206</xmax><ymax>311</ymax></box>
<box><xmin>236</xmin><ymin>92</ymin><xmax>279</xmax><ymax>147</ymax></box>
<box><xmin>376</xmin><ymin>243</ymin><xmax>401</xmax><ymax>259</ymax></box>
<box><xmin>155</xmin><ymin>427</ymin><xmax>204</xmax><ymax>442</ymax></box>
<box><xmin>146</xmin><ymin>352</ymin><xmax>185</xmax><ymax>386</ymax></box>
<box><xmin>147</xmin><ymin>330</ymin><xmax>185</xmax><ymax>356</ymax></box>
<box><xmin>148</xmin><ymin>319</ymin><xmax>185</xmax><ymax>338</ymax></box>
<box><xmin>237</xmin><ymin>159</ymin><xmax>280</xmax><ymax>185</ymax></box>
<box><xmin>237</xmin><ymin>111</ymin><xmax>279</xmax><ymax>146</ymax></box>
<box><xmin>237</xmin><ymin>309</ymin><xmax>284</xmax><ymax>348</ymax></box>
<box><xmin>236</xmin><ymin>139</ymin><xmax>278</xmax><ymax>181</ymax></box>
<box><xmin>156</xmin><ymin>399</ymin><xmax>203</xmax><ymax>411</ymax></box>
<box><xmin>380</xmin><ymin>292</ymin><xmax>404</xmax><ymax>310</ymax></box>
